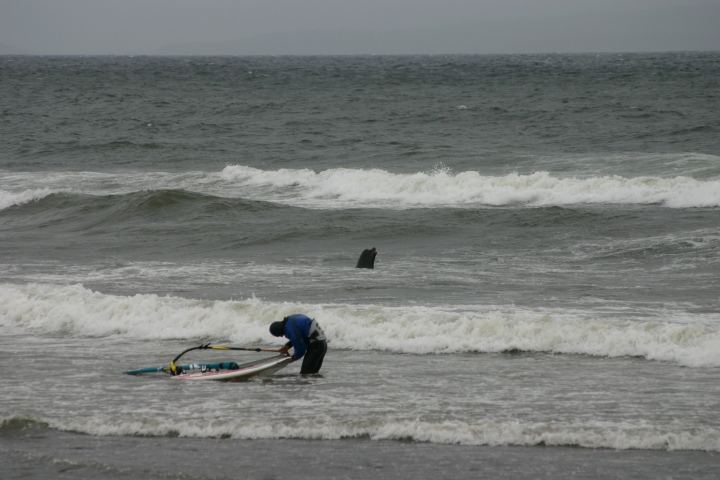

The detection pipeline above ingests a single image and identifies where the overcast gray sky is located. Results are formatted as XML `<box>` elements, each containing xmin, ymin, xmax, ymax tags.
<box><xmin>1</xmin><ymin>0</ymin><xmax>718</xmax><ymax>55</ymax></box>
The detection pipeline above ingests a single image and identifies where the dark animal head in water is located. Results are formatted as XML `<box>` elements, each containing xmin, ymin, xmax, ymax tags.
<box><xmin>356</xmin><ymin>247</ymin><xmax>377</xmax><ymax>269</ymax></box>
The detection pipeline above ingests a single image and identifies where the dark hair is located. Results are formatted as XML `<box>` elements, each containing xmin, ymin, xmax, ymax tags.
<box><xmin>269</xmin><ymin>321</ymin><xmax>285</xmax><ymax>337</ymax></box>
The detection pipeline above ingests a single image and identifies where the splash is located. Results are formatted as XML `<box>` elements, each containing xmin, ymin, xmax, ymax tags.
<box><xmin>221</xmin><ymin>165</ymin><xmax>720</xmax><ymax>209</ymax></box>
<box><xmin>2</xmin><ymin>166</ymin><xmax>719</xmax><ymax>211</ymax></box>
<box><xmin>2</xmin><ymin>283</ymin><xmax>719</xmax><ymax>367</ymax></box>
<box><xmin>0</xmin><ymin>188</ymin><xmax>54</xmax><ymax>210</ymax></box>
<box><xmin>6</xmin><ymin>414</ymin><xmax>719</xmax><ymax>451</ymax></box>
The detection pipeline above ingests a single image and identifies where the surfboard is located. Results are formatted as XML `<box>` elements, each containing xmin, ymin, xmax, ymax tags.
<box><xmin>171</xmin><ymin>355</ymin><xmax>292</xmax><ymax>382</ymax></box>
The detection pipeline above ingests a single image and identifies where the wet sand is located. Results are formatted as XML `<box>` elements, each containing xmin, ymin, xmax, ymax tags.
<box><xmin>3</xmin><ymin>427</ymin><xmax>719</xmax><ymax>480</ymax></box>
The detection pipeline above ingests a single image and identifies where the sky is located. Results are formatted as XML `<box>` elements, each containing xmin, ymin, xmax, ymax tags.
<box><xmin>0</xmin><ymin>0</ymin><xmax>718</xmax><ymax>55</ymax></box>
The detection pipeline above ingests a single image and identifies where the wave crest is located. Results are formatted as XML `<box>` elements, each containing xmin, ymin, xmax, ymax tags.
<box><xmin>14</xmin><ymin>414</ymin><xmax>720</xmax><ymax>451</ymax></box>
<box><xmin>0</xmin><ymin>188</ymin><xmax>55</xmax><ymax>210</ymax></box>
<box><xmin>2</xmin><ymin>283</ymin><xmax>719</xmax><ymax>367</ymax></box>
<box><xmin>221</xmin><ymin>165</ymin><xmax>720</xmax><ymax>209</ymax></box>
<box><xmin>3</xmin><ymin>165</ymin><xmax>719</xmax><ymax>211</ymax></box>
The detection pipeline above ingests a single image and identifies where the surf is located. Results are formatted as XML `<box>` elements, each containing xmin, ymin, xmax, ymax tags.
<box><xmin>3</xmin><ymin>165</ymin><xmax>720</xmax><ymax>212</ymax></box>
<box><xmin>2</xmin><ymin>282</ymin><xmax>719</xmax><ymax>367</ymax></box>
<box><xmin>3</xmin><ymin>414</ymin><xmax>719</xmax><ymax>451</ymax></box>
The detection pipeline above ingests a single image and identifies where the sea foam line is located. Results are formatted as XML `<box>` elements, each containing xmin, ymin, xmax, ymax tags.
<box><xmin>2</xmin><ymin>166</ymin><xmax>719</xmax><ymax>210</ymax></box>
<box><xmin>0</xmin><ymin>188</ymin><xmax>55</xmax><ymax>210</ymax></box>
<box><xmin>5</xmin><ymin>415</ymin><xmax>719</xmax><ymax>452</ymax></box>
<box><xmin>220</xmin><ymin>165</ymin><xmax>720</xmax><ymax>208</ymax></box>
<box><xmin>2</xmin><ymin>283</ymin><xmax>719</xmax><ymax>367</ymax></box>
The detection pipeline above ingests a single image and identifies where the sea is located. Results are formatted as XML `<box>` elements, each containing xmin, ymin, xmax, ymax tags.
<box><xmin>1</xmin><ymin>53</ymin><xmax>719</xmax><ymax>479</ymax></box>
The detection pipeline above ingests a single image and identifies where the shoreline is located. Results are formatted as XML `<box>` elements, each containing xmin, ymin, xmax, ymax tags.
<box><xmin>3</xmin><ymin>427</ymin><xmax>719</xmax><ymax>480</ymax></box>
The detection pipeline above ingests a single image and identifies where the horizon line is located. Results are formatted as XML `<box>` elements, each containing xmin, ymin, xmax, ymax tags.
<box><xmin>2</xmin><ymin>49</ymin><xmax>719</xmax><ymax>58</ymax></box>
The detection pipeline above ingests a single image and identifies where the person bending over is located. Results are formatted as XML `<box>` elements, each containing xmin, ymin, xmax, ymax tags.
<box><xmin>269</xmin><ymin>314</ymin><xmax>327</xmax><ymax>374</ymax></box>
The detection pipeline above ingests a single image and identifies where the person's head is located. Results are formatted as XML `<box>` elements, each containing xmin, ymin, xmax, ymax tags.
<box><xmin>269</xmin><ymin>320</ymin><xmax>285</xmax><ymax>337</ymax></box>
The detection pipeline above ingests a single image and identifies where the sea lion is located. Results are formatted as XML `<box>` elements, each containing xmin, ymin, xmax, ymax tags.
<box><xmin>356</xmin><ymin>247</ymin><xmax>377</xmax><ymax>269</ymax></box>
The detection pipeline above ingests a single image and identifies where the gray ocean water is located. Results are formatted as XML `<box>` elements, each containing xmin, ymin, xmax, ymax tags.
<box><xmin>1</xmin><ymin>53</ymin><xmax>720</xmax><ymax>479</ymax></box>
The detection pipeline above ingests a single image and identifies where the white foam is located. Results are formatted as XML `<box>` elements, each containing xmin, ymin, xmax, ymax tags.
<box><xmin>2</xmin><ymin>283</ymin><xmax>719</xmax><ymax>367</ymax></box>
<box><xmin>2</xmin><ymin>166</ymin><xmax>719</xmax><ymax>210</ymax></box>
<box><xmin>36</xmin><ymin>415</ymin><xmax>720</xmax><ymax>451</ymax></box>
<box><xmin>221</xmin><ymin>165</ymin><xmax>720</xmax><ymax>208</ymax></box>
<box><xmin>0</xmin><ymin>188</ymin><xmax>55</xmax><ymax>210</ymax></box>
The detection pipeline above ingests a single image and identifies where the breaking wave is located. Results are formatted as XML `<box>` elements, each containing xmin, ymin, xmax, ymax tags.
<box><xmin>3</xmin><ymin>414</ymin><xmax>718</xmax><ymax>451</ymax></box>
<box><xmin>0</xmin><ymin>188</ymin><xmax>55</xmax><ymax>210</ymax></box>
<box><xmin>2</xmin><ymin>283</ymin><xmax>719</xmax><ymax>367</ymax></box>
<box><xmin>1</xmin><ymin>165</ymin><xmax>719</xmax><ymax>211</ymax></box>
<box><xmin>220</xmin><ymin>165</ymin><xmax>720</xmax><ymax>209</ymax></box>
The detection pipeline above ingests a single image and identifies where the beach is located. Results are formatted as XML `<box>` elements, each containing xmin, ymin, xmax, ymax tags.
<box><xmin>4</xmin><ymin>429</ymin><xmax>720</xmax><ymax>480</ymax></box>
<box><xmin>1</xmin><ymin>53</ymin><xmax>719</xmax><ymax>478</ymax></box>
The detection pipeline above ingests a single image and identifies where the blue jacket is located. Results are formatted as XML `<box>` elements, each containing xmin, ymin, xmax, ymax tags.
<box><xmin>283</xmin><ymin>314</ymin><xmax>315</xmax><ymax>360</ymax></box>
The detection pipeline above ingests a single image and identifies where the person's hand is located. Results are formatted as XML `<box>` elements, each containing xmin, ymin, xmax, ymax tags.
<box><xmin>279</xmin><ymin>345</ymin><xmax>290</xmax><ymax>355</ymax></box>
